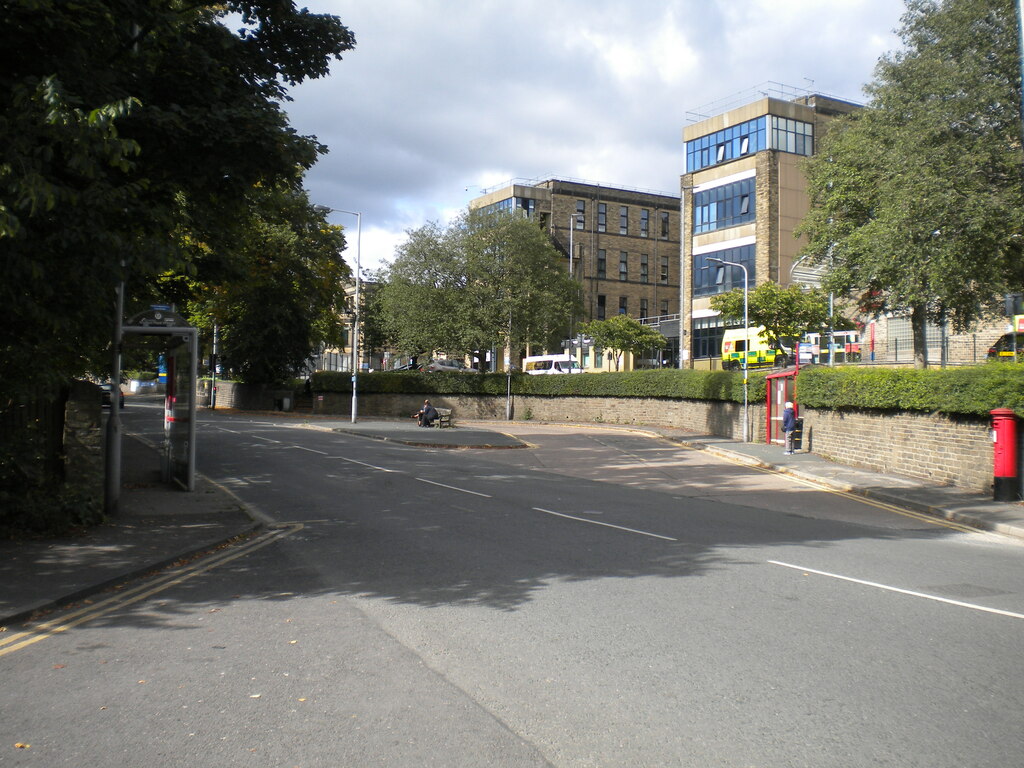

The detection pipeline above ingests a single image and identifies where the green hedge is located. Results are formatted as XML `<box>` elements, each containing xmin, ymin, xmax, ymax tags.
<box><xmin>312</xmin><ymin>369</ymin><xmax>767</xmax><ymax>404</ymax></box>
<box><xmin>796</xmin><ymin>363</ymin><xmax>1024</xmax><ymax>416</ymax></box>
<box><xmin>314</xmin><ymin>365</ymin><xmax>1024</xmax><ymax>416</ymax></box>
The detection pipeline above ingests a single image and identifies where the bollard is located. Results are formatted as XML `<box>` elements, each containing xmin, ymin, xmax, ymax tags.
<box><xmin>990</xmin><ymin>409</ymin><xmax>1020</xmax><ymax>501</ymax></box>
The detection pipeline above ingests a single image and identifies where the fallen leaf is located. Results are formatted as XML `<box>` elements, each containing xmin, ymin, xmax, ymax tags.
<box><xmin>297</xmin><ymin>698</ymin><xmax>307</xmax><ymax>702</ymax></box>
<box><xmin>14</xmin><ymin>743</ymin><xmax>30</xmax><ymax>749</ymax></box>
<box><xmin>138</xmin><ymin>680</ymin><xmax>147</xmax><ymax>684</ymax></box>
<box><xmin>53</xmin><ymin>664</ymin><xmax>66</xmax><ymax>669</ymax></box>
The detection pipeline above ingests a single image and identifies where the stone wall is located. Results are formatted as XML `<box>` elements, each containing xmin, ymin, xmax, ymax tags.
<box><xmin>64</xmin><ymin>381</ymin><xmax>104</xmax><ymax>505</ymax></box>
<box><xmin>214</xmin><ymin>381</ymin><xmax>295</xmax><ymax>411</ymax></box>
<box><xmin>802</xmin><ymin>406</ymin><xmax>993</xmax><ymax>491</ymax></box>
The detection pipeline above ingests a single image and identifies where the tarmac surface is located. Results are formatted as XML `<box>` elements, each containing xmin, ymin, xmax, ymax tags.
<box><xmin>2</xmin><ymin>413</ymin><xmax>1023</xmax><ymax>627</ymax></box>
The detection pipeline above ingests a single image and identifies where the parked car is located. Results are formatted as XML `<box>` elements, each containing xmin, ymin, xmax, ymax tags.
<box><xmin>987</xmin><ymin>332</ymin><xmax>1024</xmax><ymax>360</ymax></box>
<box><xmin>423</xmin><ymin>358</ymin><xmax>472</xmax><ymax>373</ymax></box>
<box><xmin>100</xmin><ymin>382</ymin><xmax>125</xmax><ymax>408</ymax></box>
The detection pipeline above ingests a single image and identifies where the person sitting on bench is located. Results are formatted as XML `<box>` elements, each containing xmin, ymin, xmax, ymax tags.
<box><xmin>413</xmin><ymin>399</ymin><xmax>439</xmax><ymax>427</ymax></box>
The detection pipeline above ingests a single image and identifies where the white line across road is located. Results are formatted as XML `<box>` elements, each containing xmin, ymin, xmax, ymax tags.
<box><xmin>416</xmin><ymin>477</ymin><xmax>492</xmax><ymax>498</ymax></box>
<box><xmin>533</xmin><ymin>508</ymin><xmax>678</xmax><ymax>541</ymax></box>
<box><xmin>769</xmin><ymin>560</ymin><xmax>1024</xmax><ymax>621</ymax></box>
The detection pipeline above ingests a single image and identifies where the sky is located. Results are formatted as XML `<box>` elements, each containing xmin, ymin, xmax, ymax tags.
<box><xmin>281</xmin><ymin>0</ymin><xmax>907</xmax><ymax>273</ymax></box>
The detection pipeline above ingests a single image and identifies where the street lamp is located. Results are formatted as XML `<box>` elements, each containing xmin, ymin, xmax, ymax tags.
<box><xmin>316</xmin><ymin>205</ymin><xmax>362</xmax><ymax>423</ymax></box>
<box><xmin>708</xmin><ymin>256</ymin><xmax>749</xmax><ymax>443</ymax></box>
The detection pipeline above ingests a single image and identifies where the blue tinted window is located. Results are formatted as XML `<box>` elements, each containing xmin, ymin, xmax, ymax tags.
<box><xmin>686</xmin><ymin>117</ymin><xmax>766</xmax><ymax>172</ymax></box>
<box><xmin>693</xmin><ymin>177</ymin><xmax>755</xmax><ymax>234</ymax></box>
<box><xmin>692</xmin><ymin>244</ymin><xmax>756</xmax><ymax>297</ymax></box>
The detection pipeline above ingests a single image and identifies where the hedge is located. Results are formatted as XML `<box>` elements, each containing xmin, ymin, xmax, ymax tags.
<box><xmin>795</xmin><ymin>363</ymin><xmax>1024</xmax><ymax>416</ymax></box>
<box><xmin>311</xmin><ymin>364</ymin><xmax>1024</xmax><ymax>416</ymax></box>
<box><xmin>311</xmin><ymin>369</ymin><xmax>768</xmax><ymax>404</ymax></box>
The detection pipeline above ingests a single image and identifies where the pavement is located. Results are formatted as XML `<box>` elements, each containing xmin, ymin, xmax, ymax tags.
<box><xmin>2</xmin><ymin>415</ymin><xmax>1023</xmax><ymax>629</ymax></box>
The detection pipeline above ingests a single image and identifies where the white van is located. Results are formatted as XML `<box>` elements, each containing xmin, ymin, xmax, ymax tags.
<box><xmin>523</xmin><ymin>354</ymin><xmax>584</xmax><ymax>375</ymax></box>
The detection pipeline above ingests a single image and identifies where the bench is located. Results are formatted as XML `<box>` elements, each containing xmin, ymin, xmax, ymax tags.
<box><xmin>435</xmin><ymin>408</ymin><xmax>453</xmax><ymax>428</ymax></box>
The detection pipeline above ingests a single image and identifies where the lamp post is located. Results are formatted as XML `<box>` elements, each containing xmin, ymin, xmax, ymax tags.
<box><xmin>316</xmin><ymin>205</ymin><xmax>362</xmax><ymax>423</ymax></box>
<box><xmin>708</xmin><ymin>256</ymin><xmax>749</xmax><ymax>442</ymax></box>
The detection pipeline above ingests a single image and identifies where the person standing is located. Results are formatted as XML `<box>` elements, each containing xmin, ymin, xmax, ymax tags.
<box><xmin>782</xmin><ymin>401</ymin><xmax>797</xmax><ymax>455</ymax></box>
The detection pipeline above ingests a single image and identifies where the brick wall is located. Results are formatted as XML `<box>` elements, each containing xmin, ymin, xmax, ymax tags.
<box><xmin>802</xmin><ymin>406</ymin><xmax>992</xmax><ymax>491</ymax></box>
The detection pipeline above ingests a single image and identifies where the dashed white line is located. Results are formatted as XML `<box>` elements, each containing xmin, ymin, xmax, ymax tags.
<box><xmin>769</xmin><ymin>560</ymin><xmax>1024</xmax><ymax>620</ymax></box>
<box><xmin>293</xmin><ymin>446</ymin><xmax>328</xmax><ymax>455</ymax></box>
<box><xmin>533</xmin><ymin>508</ymin><xmax>677</xmax><ymax>541</ymax></box>
<box><xmin>334</xmin><ymin>456</ymin><xmax>398</xmax><ymax>472</ymax></box>
<box><xmin>416</xmin><ymin>478</ymin><xmax>492</xmax><ymax>497</ymax></box>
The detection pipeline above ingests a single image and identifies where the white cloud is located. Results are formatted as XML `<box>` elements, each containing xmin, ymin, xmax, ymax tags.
<box><xmin>285</xmin><ymin>0</ymin><xmax>904</xmax><ymax>271</ymax></box>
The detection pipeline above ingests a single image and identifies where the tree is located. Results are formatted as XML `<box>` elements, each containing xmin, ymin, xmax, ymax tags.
<box><xmin>177</xmin><ymin>184</ymin><xmax>349</xmax><ymax>384</ymax></box>
<box><xmin>379</xmin><ymin>209</ymin><xmax>581</xmax><ymax>367</ymax></box>
<box><xmin>798</xmin><ymin>0</ymin><xmax>1024</xmax><ymax>368</ymax></box>
<box><xmin>709</xmin><ymin>282</ymin><xmax>837</xmax><ymax>352</ymax></box>
<box><xmin>578</xmin><ymin>315</ymin><xmax>667</xmax><ymax>371</ymax></box>
<box><xmin>0</xmin><ymin>1</ymin><xmax>355</xmax><ymax>401</ymax></box>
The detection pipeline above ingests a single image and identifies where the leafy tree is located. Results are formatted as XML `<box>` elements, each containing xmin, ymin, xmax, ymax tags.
<box><xmin>578</xmin><ymin>314</ymin><xmax>667</xmax><ymax>371</ymax></box>
<box><xmin>379</xmin><ymin>209</ymin><xmax>581</xmax><ymax>368</ymax></box>
<box><xmin>0</xmin><ymin>1</ymin><xmax>355</xmax><ymax>401</ymax></box>
<box><xmin>798</xmin><ymin>0</ymin><xmax>1024</xmax><ymax>368</ymax></box>
<box><xmin>178</xmin><ymin>184</ymin><xmax>349</xmax><ymax>384</ymax></box>
<box><xmin>709</xmin><ymin>282</ymin><xmax>838</xmax><ymax>352</ymax></box>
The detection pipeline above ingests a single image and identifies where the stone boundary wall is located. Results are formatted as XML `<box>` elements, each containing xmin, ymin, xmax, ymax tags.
<box><xmin>802</xmin><ymin>407</ymin><xmax>993</xmax><ymax>492</ymax></box>
<box><xmin>214</xmin><ymin>381</ymin><xmax>294</xmax><ymax>411</ymax></box>
<box><xmin>313</xmin><ymin>390</ymin><xmax>1000</xmax><ymax>492</ymax></box>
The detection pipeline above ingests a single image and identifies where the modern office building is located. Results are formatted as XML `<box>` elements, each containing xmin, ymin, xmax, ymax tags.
<box><xmin>680</xmin><ymin>87</ymin><xmax>860</xmax><ymax>366</ymax></box>
<box><xmin>469</xmin><ymin>178</ymin><xmax>682</xmax><ymax>368</ymax></box>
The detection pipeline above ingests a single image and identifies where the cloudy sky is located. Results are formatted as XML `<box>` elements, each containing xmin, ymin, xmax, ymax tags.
<box><xmin>282</xmin><ymin>1</ymin><xmax>907</xmax><ymax>272</ymax></box>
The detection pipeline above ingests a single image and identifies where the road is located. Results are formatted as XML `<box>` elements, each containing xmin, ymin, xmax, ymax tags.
<box><xmin>3</xmin><ymin>406</ymin><xmax>1023</xmax><ymax>767</ymax></box>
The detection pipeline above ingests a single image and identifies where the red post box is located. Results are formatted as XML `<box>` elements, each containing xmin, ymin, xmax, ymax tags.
<box><xmin>990</xmin><ymin>408</ymin><xmax>1020</xmax><ymax>501</ymax></box>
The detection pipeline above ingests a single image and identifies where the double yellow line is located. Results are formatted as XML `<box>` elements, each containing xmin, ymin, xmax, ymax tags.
<box><xmin>0</xmin><ymin>524</ymin><xmax>302</xmax><ymax>658</ymax></box>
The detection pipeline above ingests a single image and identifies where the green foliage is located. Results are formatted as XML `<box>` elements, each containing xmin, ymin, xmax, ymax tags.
<box><xmin>709</xmin><ymin>282</ymin><xmax>838</xmax><ymax>349</ymax></box>
<box><xmin>577</xmin><ymin>315</ymin><xmax>667</xmax><ymax>371</ymax></box>
<box><xmin>0</xmin><ymin>484</ymin><xmax>103</xmax><ymax>539</ymax></box>
<box><xmin>314</xmin><ymin>369</ymin><xmax>767</xmax><ymax>405</ymax></box>
<box><xmin>797</xmin><ymin>364</ymin><xmax>1024</xmax><ymax>416</ymax></box>
<box><xmin>798</xmin><ymin>0</ymin><xmax>1024</xmax><ymax>367</ymax></box>
<box><xmin>379</xmin><ymin>209</ymin><xmax>581</xmax><ymax>364</ymax></box>
<box><xmin>0</xmin><ymin>0</ymin><xmax>355</xmax><ymax>402</ymax></box>
<box><xmin>181</xmin><ymin>183</ymin><xmax>349</xmax><ymax>384</ymax></box>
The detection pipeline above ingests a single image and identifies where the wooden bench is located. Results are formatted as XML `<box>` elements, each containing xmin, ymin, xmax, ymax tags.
<box><xmin>435</xmin><ymin>408</ymin><xmax>453</xmax><ymax>428</ymax></box>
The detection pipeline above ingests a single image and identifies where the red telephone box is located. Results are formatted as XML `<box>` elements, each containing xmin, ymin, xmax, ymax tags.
<box><xmin>766</xmin><ymin>368</ymin><xmax>797</xmax><ymax>446</ymax></box>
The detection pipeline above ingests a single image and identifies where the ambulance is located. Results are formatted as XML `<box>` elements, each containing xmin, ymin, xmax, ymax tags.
<box><xmin>720</xmin><ymin>327</ymin><xmax>791</xmax><ymax>370</ymax></box>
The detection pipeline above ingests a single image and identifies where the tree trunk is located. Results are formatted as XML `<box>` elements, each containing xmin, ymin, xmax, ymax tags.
<box><xmin>911</xmin><ymin>303</ymin><xmax>929</xmax><ymax>369</ymax></box>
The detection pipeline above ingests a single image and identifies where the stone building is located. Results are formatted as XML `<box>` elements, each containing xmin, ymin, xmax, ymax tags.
<box><xmin>469</xmin><ymin>178</ymin><xmax>682</xmax><ymax>368</ymax></box>
<box><xmin>680</xmin><ymin>87</ymin><xmax>860</xmax><ymax>367</ymax></box>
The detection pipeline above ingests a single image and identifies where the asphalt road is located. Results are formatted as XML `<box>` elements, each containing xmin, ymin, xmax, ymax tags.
<box><xmin>3</xmin><ymin>407</ymin><xmax>1023</xmax><ymax>767</ymax></box>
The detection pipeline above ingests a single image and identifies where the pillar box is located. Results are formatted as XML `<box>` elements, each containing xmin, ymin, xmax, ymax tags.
<box><xmin>990</xmin><ymin>408</ymin><xmax>1020</xmax><ymax>501</ymax></box>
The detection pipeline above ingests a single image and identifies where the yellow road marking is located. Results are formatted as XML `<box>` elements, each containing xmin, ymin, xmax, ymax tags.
<box><xmin>0</xmin><ymin>524</ymin><xmax>302</xmax><ymax>657</ymax></box>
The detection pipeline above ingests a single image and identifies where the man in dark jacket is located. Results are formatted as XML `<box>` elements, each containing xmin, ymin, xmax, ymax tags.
<box><xmin>782</xmin><ymin>401</ymin><xmax>796</xmax><ymax>454</ymax></box>
<box><xmin>415</xmin><ymin>399</ymin><xmax>439</xmax><ymax>427</ymax></box>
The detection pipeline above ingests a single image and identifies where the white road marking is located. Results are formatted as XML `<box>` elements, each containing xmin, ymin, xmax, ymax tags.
<box><xmin>769</xmin><ymin>560</ymin><xmax>1024</xmax><ymax>621</ymax></box>
<box><xmin>532</xmin><ymin>508</ymin><xmax>677</xmax><ymax>541</ymax></box>
<box><xmin>416</xmin><ymin>478</ymin><xmax>492</xmax><ymax>497</ymax></box>
<box><xmin>334</xmin><ymin>456</ymin><xmax>398</xmax><ymax>472</ymax></box>
<box><xmin>292</xmin><ymin>446</ymin><xmax>328</xmax><ymax>455</ymax></box>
